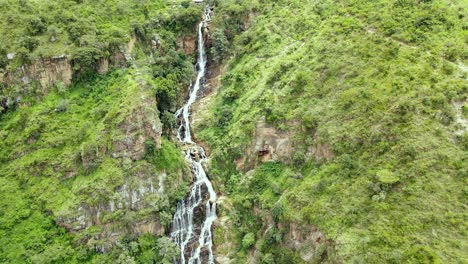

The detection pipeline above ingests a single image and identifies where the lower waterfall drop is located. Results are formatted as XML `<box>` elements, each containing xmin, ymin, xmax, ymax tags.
<box><xmin>170</xmin><ymin>12</ymin><xmax>217</xmax><ymax>264</ymax></box>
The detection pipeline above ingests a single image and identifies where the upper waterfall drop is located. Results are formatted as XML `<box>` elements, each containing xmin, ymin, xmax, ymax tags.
<box><xmin>171</xmin><ymin>10</ymin><xmax>217</xmax><ymax>264</ymax></box>
<box><xmin>175</xmin><ymin>21</ymin><xmax>207</xmax><ymax>144</ymax></box>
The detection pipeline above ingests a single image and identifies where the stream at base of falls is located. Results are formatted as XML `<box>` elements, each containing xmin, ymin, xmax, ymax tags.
<box><xmin>170</xmin><ymin>10</ymin><xmax>217</xmax><ymax>264</ymax></box>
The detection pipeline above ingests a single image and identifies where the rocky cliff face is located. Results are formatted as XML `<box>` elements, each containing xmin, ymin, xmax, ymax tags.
<box><xmin>177</xmin><ymin>35</ymin><xmax>197</xmax><ymax>56</ymax></box>
<box><xmin>0</xmin><ymin>56</ymin><xmax>73</xmax><ymax>111</ymax></box>
<box><xmin>111</xmin><ymin>94</ymin><xmax>162</xmax><ymax>161</ymax></box>
<box><xmin>0</xmin><ymin>33</ymin><xmax>195</xmax><ymax>253</ymax></box>
<box><xmin>233</xmin><ymin>116</ymin><xmax>334</xmax><ymax>171</ymax></box>
<box><xmin>4</xmin><ymin>56</ymin><xmax>73</xmax><ymax>88</ymax></box>
<box><xmin>57</xmin><ymin>167</ymin><xmax>176</xmax><ymax>252</ymax></box>
<box><xmin>0</xmin><ymin>37</ymin><xmax>136</xmax><ymax>112</ymax></box>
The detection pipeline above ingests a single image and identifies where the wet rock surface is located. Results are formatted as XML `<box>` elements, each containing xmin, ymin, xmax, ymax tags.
<box><xmin>171</xmin><ymin>13</ymin><xmax>218</xmax><ymax>264</ymax></box>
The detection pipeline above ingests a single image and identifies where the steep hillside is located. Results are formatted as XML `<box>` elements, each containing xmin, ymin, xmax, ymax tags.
<box><xmin>0</xmin><ymin>69</ymin><xmax>190</xmax><ymax>262</ymax></box>
<box><xmin>0</xmin><ymin>0</ymin><xmax>204</xmax><ymax>263</ymax></box>
<box><xmin>196</xmin><ymin>0</ymin><xmax>467</xmax><ymax>263</ymax></box>
<box><xmin>1</xmin><ymin>0</ymin><xmax>467</xmax><ymax>263</ymax></box>
<box><xmin>0</xmin><ymin>0</ymin><xmax>202</xmax><ymax>111</ymax></box>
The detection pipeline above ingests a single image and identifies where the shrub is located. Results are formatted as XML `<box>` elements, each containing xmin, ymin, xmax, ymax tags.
<box><xmin>19</xmin><ymin>36</ymin><xmax>40</xmax><ymax>52</ymax></box>
<box><xmin>271</xmin><ymin>203</ymin><xmax>284</xmax><ymax>223</ymax></box>
<box><xmin>55</xmin><ymin>81</ymin><xmax>67</xmax><ymax>94</ymax></box>
<box><xmin>181</xmin><ymin>1</ymin><xmax>191</xmax><ymax>8</ymax></box>
<box><xmin>172</xmin><ymin>7</ymin><xmax>201</xmax><ymax>33</ymax></box>
<box><xmin>144</xmin><ymin>140</ymin><xmax>156</xmax><ymax>157</ymax></box>
<box><xmin>47</xmin><ymin>25</ymin><xmax>61</xmax><ymax>42</ymax></box>
<box><xmin>376</xmin><ymin>169</ymin><xmax>400</xmax><ymax>184</ymax></box>
<box><xmin>66</xmin><ymin>22</ymin><xmax>89</xmax><ymax>43</ymax></box>
<box><xmin>215</xmin><ymin>105</ymin><xmax>233</xmax><ymax>127</ymax></box>
<box><xmin>54</xmin><ymin>99</ymin><xmax>70</xmax><ymax>112</ymax></box>
<box><xmin>262</xmin><ymin>253</ymin><xmax>276</xmax><ymax>264</ymax></box>
<box><xmin>72</xmin><ymin>47</ymin><xmax>103</xmax><ymax>73</ymax></box>
<box><xmin>211</xmin><ymin>28</ymin><xmax>229</xmax><ymax>63</ymax></box>
<box><xmin>0</xmin><ymin>48</ymin><xmax>7</xmax><ymax>68</ymax></box>
<box><xmin>265</xmin><ymin>227</ymin><xmax>282</xmax><ymax>245</ymax></box>
<box><xmin>161</xmin><ymin>110</ymin><xmax>176</xmax><ymax>135</ymax></box>
<box><xmin>462</xmin><ymin>105</ymin><xmax>468</xmax><ymax>118</ymax></box>
<box><xmin>242</xmin><ymin>232</ymin><xmax>255</xmax><ymax>249</ymax></box>
<box><xmin>131</xmin><ymin>21</ymin><xmax>146</xmax><ymax>40</ymax></box>
<box><xmin>28</xmin><ymin>16</ymin><xmax>46</xmax><ymax>35</ymax></box>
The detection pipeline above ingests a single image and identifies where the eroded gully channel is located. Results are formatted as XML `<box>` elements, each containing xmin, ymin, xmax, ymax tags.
<box><xmin>170</xmin><ymin>10</ymin><xmax>217</xmax><ymax>264</ymax></box>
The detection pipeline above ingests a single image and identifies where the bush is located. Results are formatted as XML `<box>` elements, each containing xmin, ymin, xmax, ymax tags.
<box><xmin>242</xmin><ymin>232</ymin><xmax>255</xmax><ymax>249</ymax></box>
<box><xmin>54</xmin><ymin>99</ymin><xmax>70</xmax><ymax>112</ymax></box>
<box><xmin>161</xmin><ymin>110</ymin><xmax>176</xmax><ymax>135</ymax></box>
<box><xmin>55</xmin><ymin>81</ymin><xmax>67</xmax><ymax>94</ymax></box>
<box><xmin>47</xmin><ymin>25</ymin><xmax>61</xmax><ymax>42</ymax></box>
<box><xmin>271</xmin><ymin>203</ymin><xmax>283</xmax><ymax>223</ymax></box>
<box><xmin>28</xmin><ymin>16</ymin><xmax>46</xmax><ymax>35</ymax></box>
<box><xmin>66</xmin><ymin>22</ymin><xmax>89</xmax><ymax>43</ymax></box>
<box><xmin>19</xmin><ymin>36</ymin><xmax>39</xmax><ymax>52</ymax></box>
<box><xmin>376</xmin><ymin>169</ymin><xmax>400</xmax><ymax>184</ymax></box>
<box><xmin>131</xmin><ymin>21</ymin><xmax>146</xmax><ymax>40</ymax></box>
<box><xmin>0</xmin><ymin>48</ymin><xmax>7</xmax><ymax>68</ymax></box>
<box><xmin>211</xmin><ymin>28</ymin><xmax>229</xmax><ymax>63</ymax></box>
<box><xmin>462</xmin><ymin>105</ymin><xmax>468</xmax><ymax>118</ymax></box>
<box><xmin>262</xmin><ymin>253</ymin><xmax>276</xmax><ymax>264</ymax></box>
<box><xmin>72</xmin><ymin>47</ymin><xmax>103</xmax><ymax>73</ymax></box>
<box><xmin>171</xmin><ymin>7</ymin><xmax>201</xmax><ymax>33</ymax></box>
<box><xmin>264</xmin><ymin>227</ymin><xmax>282</xmax><ymax>245</ymax></box>
<box><xmin>144</xmin><ymin>140</ymin><xmax>156</xmax><ymax>157</ymax></box>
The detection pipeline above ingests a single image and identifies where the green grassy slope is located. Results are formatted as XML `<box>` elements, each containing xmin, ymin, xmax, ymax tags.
<box><xmin>0</xmin><ymin>0</ymin><xmax>200</xmax><ymax>70</ymax></box>
<box><xmin>201</xmin><ymin>0</ymin><xmax>467</xmax><ymax>262</ymax></box>
<box><xmin>0</xmin><ymin>69</ymin><xmax>189</xmax><ymax>263</ymax></box>
<box><xmin>0</xmin><ymin>1</ymin><xmax>204</xmax><ymax>262</ymax></box>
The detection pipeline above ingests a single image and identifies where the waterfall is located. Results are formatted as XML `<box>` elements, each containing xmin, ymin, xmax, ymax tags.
<box><xmin>171</xmin><ymin>12</ymin><xmax>217</xmax><ymax>264</ymax></box>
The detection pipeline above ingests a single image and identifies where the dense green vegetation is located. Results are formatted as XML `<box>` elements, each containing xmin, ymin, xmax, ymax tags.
<box><xmin>200</xmin><ymin>0</ymin><xmax>467</xmax><ymax>263</ymax></box>
<box><xmin>0</xmin><ymin>0</ymin><xmax>206</xmax><ymax>263</ymax></box>
<box><xmin>0</xmin><ymin>68</ymin><xmax>190</xmax><ymax>263</ymax></box>
<box><xmin>0</xmin><ymin>0</ymin><xmax>201</xmax><ymax>70</ymax></box>
<box><xmin>1</xmin><ymin>0</ymin><xmax>467</xmax><ymax>263</ymax></box>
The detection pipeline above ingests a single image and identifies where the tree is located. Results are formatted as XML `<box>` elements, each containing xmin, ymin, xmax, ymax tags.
<box><xmin>211</xmin><ymin>28</ymin><xmax>229</xmax><ymax>63</ymax></box>
<box><xmin>28</xmin><ymin>16</ymin><xmax>46</xmax><ymax>35</ymax></box>
<box><xmin>156</xmin><ymin>237</ymin><xmax>179</xmax><ymax>264</ymax></box>
<box><xmin>47</xmin><ymin>25</ymin><xmax>61</xmax><ymax>42</ymax></box>
<box><xmin>19</xmin><ymin>36</ymin><xmax>39</xmax><ymax>52</ymax></box>
<box><xmin>173</xmin><ymin>7</ymin><xmax>200</xmax><ymax>33</ymax></box>
<box><xmin>72</xmin><ymin>47</ymin><xmax>103</xmax><ymax>73</ymax></box>
<box><xmin>117</xmin><ymin>252</ymin><xmax>136</xmax><ymax>264</ymax></box>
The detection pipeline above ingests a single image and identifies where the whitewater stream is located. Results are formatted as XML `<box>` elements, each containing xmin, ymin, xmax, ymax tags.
<box><xmin>170</xmin><ymin>13</ymin><xmax>217</xmax><ymax>264</ymax></box>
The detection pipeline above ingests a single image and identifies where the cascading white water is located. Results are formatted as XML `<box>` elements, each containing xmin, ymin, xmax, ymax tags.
<box><xmin>171</xmin><ymin>12</ymin><xmax>217</xmax><ymax>264</ymax></box>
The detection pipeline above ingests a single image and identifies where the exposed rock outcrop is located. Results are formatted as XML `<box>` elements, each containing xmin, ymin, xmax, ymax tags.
<box><xmin>253</xmin><ymin>116</ymin><xmax>293</xmax><ymax>162</ymax></box>
<box><xmin>4</xmin><ymin>56</ymin><xmax>72</xmax><ymax>89</ymax></box>
<box><xmin>57</xmin><ymin>169</ymin><xmax>174</xmax><ymax>252</ymax></box>
<box><xmin>177</xmin><ymin>35</ymin><xmax>197</xmax><ymax>55</ymax></box>
<box><xmin>0</xmin><ymin>36</ymin><xmax>138</xmax><ymax>113</ymax></box>
<box><xmin>232</xmin><ymin>116</ymin><xmax>335</xmax><ymax>171</ymax></box>
<box><xmin>281</xmin><ymin>222</ymin><xmax>334</xmax><ymax>263</ymax></box>
<box><xmin>112</xmin><ymin>97</ymin><xmax>162</xmax><ymax>160</ymax></box>
<box><xmin>233</xmin><ymin>116</ymin><xmax>294</xmax><ymax>170</ymax></box>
